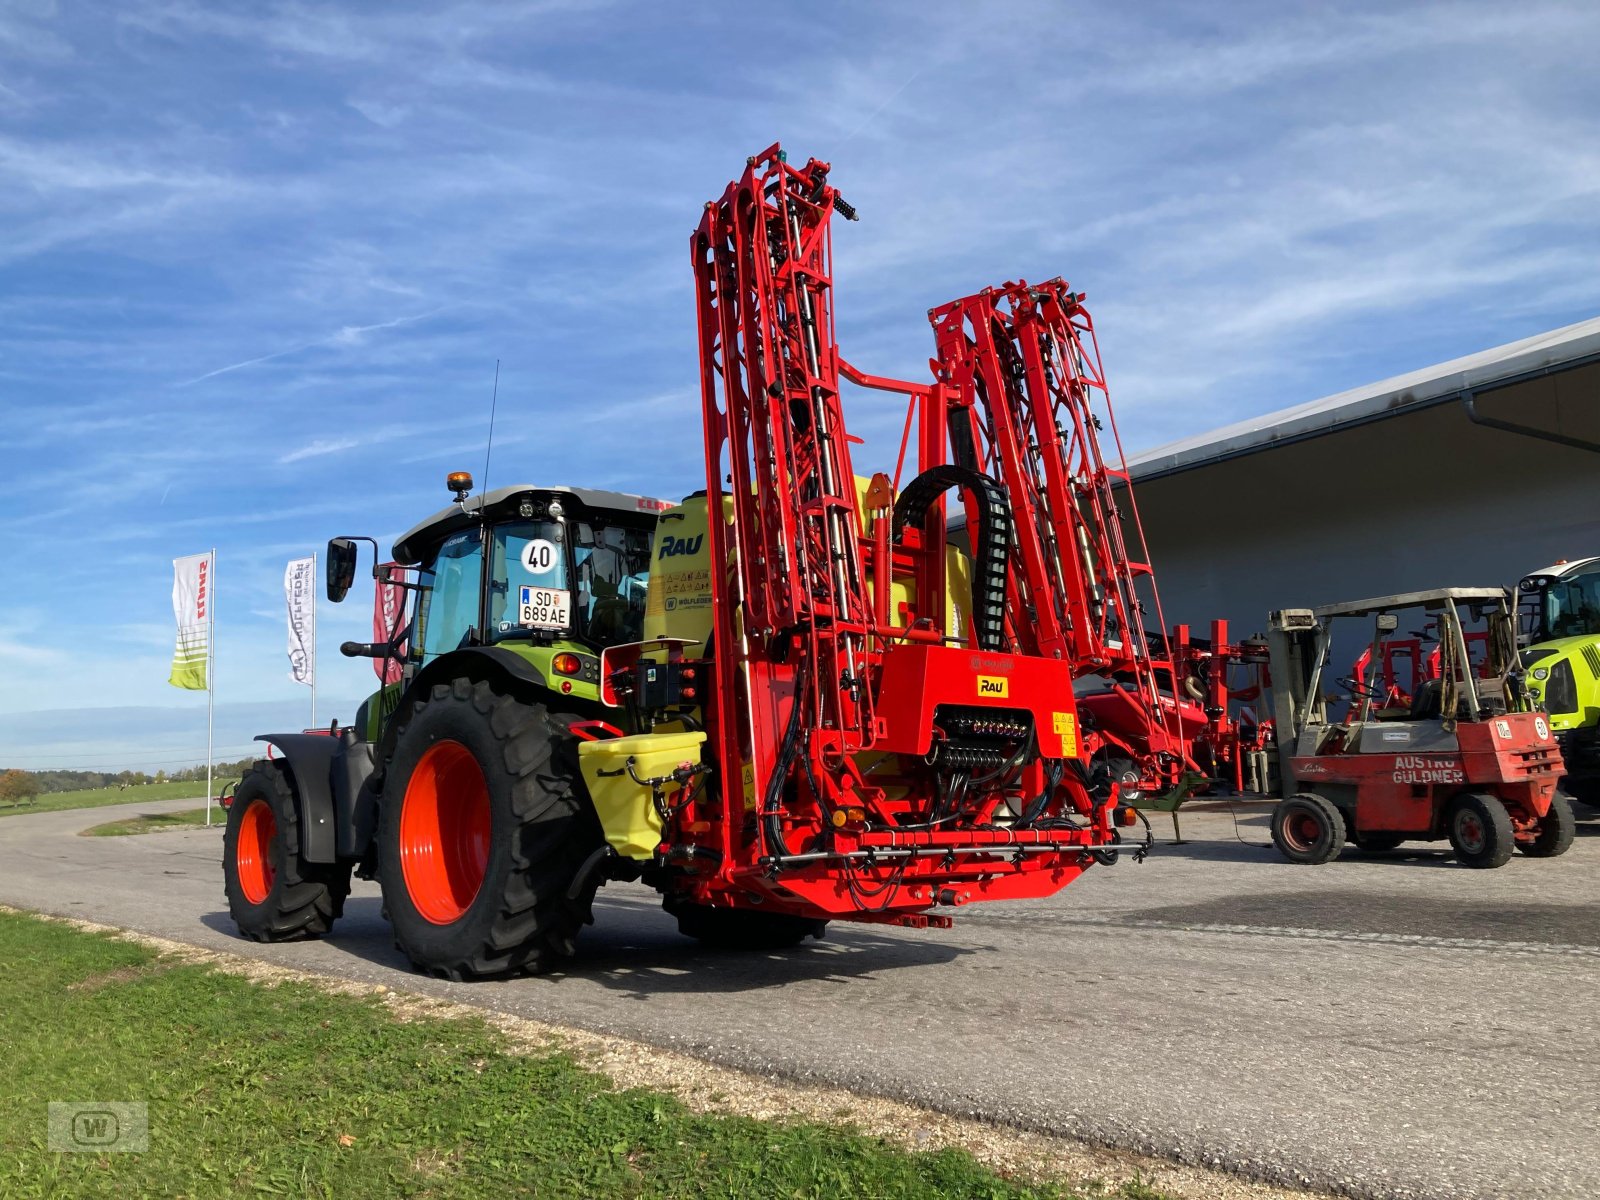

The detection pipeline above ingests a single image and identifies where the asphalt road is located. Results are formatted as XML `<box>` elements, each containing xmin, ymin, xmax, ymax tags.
<box><xmin>4</xmin><ymin>798</ymin><xmax>1597</xmax><ymax>1199</ymax></box>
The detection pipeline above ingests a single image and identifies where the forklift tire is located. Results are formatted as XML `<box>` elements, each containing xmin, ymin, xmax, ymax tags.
<box><xmin>1271</xmin><ymin>793</ymin><xmax>1344</xmax><ymax>865</ymax></box>
<box><xmin>669</xmin><ymin>902</ymin><xmax>828</xmax><ymax>950</ymax></box>
<box><xmin>1446</xmin><ymin>793</ymin><xmax>1514</xmax><ymax>869</ymax></box>
<box><xmin>1351</xmin><ymin>833</ymin><xmax>1406</xmax><ymax>853</ymax></box>
<box><xmin>224</xmin><ymin>761</ymin><xmax>351</xmax><ymax>942</ymax></box>
<box><xmin>1520</xmin><ymin>791</ymin><xmax>1576</xmax><ymax>858</ymax></box>
<box><xmin>378</xmin><ymin>679</ymin><xmax>605</xmax><ymax>980</ymax></box>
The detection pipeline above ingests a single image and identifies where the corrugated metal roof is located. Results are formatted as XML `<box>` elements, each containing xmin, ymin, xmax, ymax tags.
<box><xmin>1127</xmin><ymin>314</ymin><xmax>1600</xmax><ymax>481</ymax></box>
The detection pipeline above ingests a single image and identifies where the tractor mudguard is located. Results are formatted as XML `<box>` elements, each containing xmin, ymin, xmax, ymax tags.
<box><xmin>375</xmin><ymin>646</ymin><xmax>552</xmax><ymax>766</ymax></box>
<box><xmin>332</xmin><ymin>740</ymin><xmax>378</xmax><ymax>858</ymax></box>
<box><xmin>254</xmin><ymin>732</ymin><xmax>377</xmax><ymax>864</ymax></box>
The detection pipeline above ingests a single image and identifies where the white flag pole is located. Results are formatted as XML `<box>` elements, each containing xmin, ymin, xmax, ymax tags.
<box><xmin>206</xmin><ymin>548</ymin><xmax>216</xmax><ymax>829</ymax></box>
<box><xmin>310</xmin><ymin>548</ymin><xmax>318</xmax><ymax>731</ymax></box>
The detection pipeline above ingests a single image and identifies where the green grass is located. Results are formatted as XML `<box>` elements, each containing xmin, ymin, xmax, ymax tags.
<box><xmin>0</xmin><ymin>909</ymin><xmax>1168</xmax><ymax>1200</ymax></box>
<box><xmin>80</xmin><ymin>808</ymin><xmax>217</xmax><ymax>837</ymax></box>
<box><xmin>0</xmin><ymin>780</ymin><xmax>223</xmax><ymax>818</ymax></box>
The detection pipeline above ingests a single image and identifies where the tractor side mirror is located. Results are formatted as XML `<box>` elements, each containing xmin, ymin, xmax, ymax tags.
<box><xmin>326</xmin><ymin>537</ymin><xmax>359</xmax><ymax>603</ymax></box>
<box><xmin>1375</xmin><ymin>614</ymin><xmax>1399</xmax><ymax>633</ymax></box>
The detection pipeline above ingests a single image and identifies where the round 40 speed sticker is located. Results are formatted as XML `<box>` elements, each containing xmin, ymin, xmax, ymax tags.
<box><xmin>1535</xmin><ymin>715</ymin><xmax>1550</xmax><ymax>741</ymax></box>
<box><xmin>521</xmin><ymin>538</ymin><xmax>559</xmax><ymax>576</ymax></box>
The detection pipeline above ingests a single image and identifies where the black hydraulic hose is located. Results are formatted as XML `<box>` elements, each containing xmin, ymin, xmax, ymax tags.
<box><xmin>1019</xmin><ymin>759</ymin><xmax>1066</xmax><ymax>827</ymax></box>
<box><xmin>892</xmin><ymin>465</ymin><xmax>1013</xmax><ymax>652</ymax></box>
<box><xmin>761</xmin><ymin>656</ymin><xmax>810</xmax><ymax>860</ymax></box>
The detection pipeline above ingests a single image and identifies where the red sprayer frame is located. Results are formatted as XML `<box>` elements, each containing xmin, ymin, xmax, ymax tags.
<box><xmin>678</xmin><ymin>145</ymin><xmax>1169</xmax><ymax>925</ymax></box>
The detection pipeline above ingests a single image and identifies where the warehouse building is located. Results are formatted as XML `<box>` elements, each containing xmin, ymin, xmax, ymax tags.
<box><xmin>1127</xmin><ymin>316</ymin><xmax>1600</xmax><ymax>636</ymax></box>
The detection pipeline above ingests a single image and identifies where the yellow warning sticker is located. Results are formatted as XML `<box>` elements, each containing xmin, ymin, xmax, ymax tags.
<box><xmin>977</xmin><ymin>675</ymin><xmax>1009</xmax><ymax>699</ymax></box>
<box><xmin>1052</xmin><ymin>712</ymin><xmax>1078</xmax><ymax>756</ymax></box>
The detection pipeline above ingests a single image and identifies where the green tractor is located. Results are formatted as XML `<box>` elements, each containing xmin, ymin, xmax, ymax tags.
<box><xmin>1519</xmin><ymin>557</ymin><xmax>1600</xmax><ymax>812</ymax></box>
<box><xmin>222</xmin><ymin>477</ymin><xmax>672</xmax><ymax>977</ymax></box>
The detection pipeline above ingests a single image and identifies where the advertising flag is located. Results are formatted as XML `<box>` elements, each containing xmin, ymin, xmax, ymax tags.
<box><xmin>168</xmin><ymin>553</ymin><xmax>212</xmax><ymax>691</ymax></box>
<box><xmin>373</xmin><ymin>562</ymin><xmax>408</xmax><ymax>685</ymax></box>
<box><xmin>284</xmin><ymin>557</ymin><xmax>316</xmax><ymax>687</ymax></box>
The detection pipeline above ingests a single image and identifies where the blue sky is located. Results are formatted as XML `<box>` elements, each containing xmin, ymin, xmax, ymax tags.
<box><xmin>4</xmin><ymin>1</ymin><xmax>1600</xmax><ymax>772</ymax></box>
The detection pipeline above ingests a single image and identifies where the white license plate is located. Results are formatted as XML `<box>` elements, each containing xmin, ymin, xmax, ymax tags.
<box><xmin>518</xmin><ymin>586</ymin><xmax>571</xmax><ymax>630</ymax></box>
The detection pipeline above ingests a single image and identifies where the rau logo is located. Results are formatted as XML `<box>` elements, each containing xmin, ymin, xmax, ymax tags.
<box><xmin>658</xmin><ymin>535</ymin><xmax>704</xmax><ymax>559</ymax></box>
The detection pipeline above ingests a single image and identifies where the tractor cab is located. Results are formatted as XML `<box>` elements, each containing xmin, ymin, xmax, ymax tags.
<box><xmin>331</xmin><ymin>479</ymin><xmax>672</xmax><ymax>719</ymax></box>
<box><xmin>391</xmin><ymin>483</ymin><xmax>666</xmax><ymax>659</ymax></box>
<box><xmin>1519</xmin><ymin>557</ymin><xmax>1600</xmax><ymax>646</ymax></box>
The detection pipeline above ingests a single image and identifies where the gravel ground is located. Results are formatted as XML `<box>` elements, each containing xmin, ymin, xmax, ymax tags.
<box><xmin>1</xmin><ymin>797</ymin><xmax>1596</xmax><ymax>1198</ymax></box>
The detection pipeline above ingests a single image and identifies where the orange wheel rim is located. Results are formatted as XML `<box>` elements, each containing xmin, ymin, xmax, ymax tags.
<box><xmin>400</xmin><ymin>740</ymin><xmax>491</xmax><ymax>925</ymax></box>
<box><xmin>237</xmin><ymin>798</ymin><xmax>277</xmax><ymax>905</ymax></box>
<box><xmin>1285</xmin><ymin>811</ymin><xmax>1321</xmax><ymax>850</ymax></box>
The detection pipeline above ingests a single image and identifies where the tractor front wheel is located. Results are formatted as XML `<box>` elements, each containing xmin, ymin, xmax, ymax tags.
<box><xmin>1271</xmin><ymin>793</ymin><xmax>1345</xmax><ymax>864</ymax></box>
<box><xmin>223</xmin><ymin>762</ymin><xmax>351</xmax><ymax>941</ymax></box>
<box><xmin>1520</xmin><ymin>791</ymin><xmax>1576</xmax><ymax>858</ymax></box>
<box><xmin>378</xmin><ymin>679</ymin><xmax>604</xmax><ymax>980</ymax></box>
<box><xmin>1446</xmin><ymin>792</ymin><xmax>1514</xmax><ymax>868</ymax></box>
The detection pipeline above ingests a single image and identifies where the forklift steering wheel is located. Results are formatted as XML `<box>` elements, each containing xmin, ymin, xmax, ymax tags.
<box><xmin>1337</xmin><ymin>675</ymin><xmax>1382</xmax><ymax>699</ymax></box>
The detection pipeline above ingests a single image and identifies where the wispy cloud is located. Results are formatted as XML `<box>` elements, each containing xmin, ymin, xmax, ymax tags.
<box><xmin>179</xmin><ymin>309</ymin><xmax>452</xmax><ymax>386</ymax></box>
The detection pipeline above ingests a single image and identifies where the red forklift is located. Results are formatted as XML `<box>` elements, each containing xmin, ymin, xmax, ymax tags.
<box><xmin>1264</xmin><ymin>589</ymin><xmax>1572</xmax><ymax>867</ymax></box>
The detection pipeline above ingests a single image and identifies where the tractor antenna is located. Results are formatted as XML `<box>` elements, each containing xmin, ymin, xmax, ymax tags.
<box><xmin>480</xmin><ymin>358</ymin><xmax>501</xmax><ymax>501</ymax></box>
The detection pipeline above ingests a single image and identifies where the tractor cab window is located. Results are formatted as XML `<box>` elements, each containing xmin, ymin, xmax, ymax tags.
<box><xmin>416</xmin><ymin>529</ymin><xmax>483</xmax><ymax>664</ymax></box>
<box><xmin>488</xmin><ymin>520</ymin><xmax>568</xmax><ymax>640</ymax></box>
<box><xmin>1534</xmin><ymin>566</ymin><xmax>1600</xmax><ymax>642</ymax></box>
<box><xmin>486</xmin><ymin>517</ymin><xmax>654</xmax><ymax>648</ymax></box>
<box><xmin>573</xmin><ymin>522</ymin><xmax>653</xmax><ymax>646</ymax></box>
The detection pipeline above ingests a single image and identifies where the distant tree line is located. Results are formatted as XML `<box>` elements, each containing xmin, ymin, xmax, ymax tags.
<box><xmin>0</xmin><ymin>758</ymin><xmax>257</xmax><ymax>802</ymax></box>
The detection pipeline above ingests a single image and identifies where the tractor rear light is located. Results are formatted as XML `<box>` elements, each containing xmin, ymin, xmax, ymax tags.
<box><xmin>560</xmin><ymin>680</ymin><xmax>573</xmax><ymax>694</ymax></box>
<box><xmin>681</xmin><ymin>686</ymin><xmax>696</xmax><ymax>699</ymax></box>
<box><xmin>829</xmin><ymin>805</ymin><xmax>867</xmax><ymax>828</ymax></box>
<box><xmin>553</xmin><ymin>653</ymin><xmax>581</xmax><ymax>676</ymax></box>
<box><xmin>1116</xmin><ymin>805</ymin><xmax>1139</xmax><ymax>827</ymax></box>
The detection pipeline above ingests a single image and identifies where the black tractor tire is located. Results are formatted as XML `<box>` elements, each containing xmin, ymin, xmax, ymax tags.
<box><xmin>1271</xmin><ymin>793</ymin><xmax>1345</xmax><ymax>865</ymax></box>
<box><xmin>1521</xmin><ymin>791</ymin><xmax>1576</xmax><ymax>858</ymax></box>
<box><xmin>1446</xmin><ymin>792</ymin><xmax>1515</xmax><ymax>868</ymax></box>
<box><xmin>378</xmin><ymin>678</ymin><xmax>604</xmax><ymax>980</ymax></box>
<box><xmin>669</xmin><ymin>901</ymin><xmax>828</xmax><ymax>950</ymax></box>
<box><xmin>223</xmin><ymin>761</ymin><xmax>351</xmax><ymax>942</ymax></box>
<box><xmin>1351</xmin><ymin>832</ymin><xmax>1407</xmax><ymax>853</ymax></box>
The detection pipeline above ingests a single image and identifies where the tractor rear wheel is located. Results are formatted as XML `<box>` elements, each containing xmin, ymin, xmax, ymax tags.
<box><xmin>1270</xmin><ymin>793</ymin><xmax>1344</xmax><ymax>864</ymax></box>
<box><xmin>668</xmin><ymin>900</ymin><xmax>828</xmax><ymax>950</ymax></box>
<box><xmin>1446</xmin><ymin>792</ymin><xmax>1514</xmax><ymax>868</ymax></box>
<box><xmin>1520</xmin><ymin>791</ymin><xmax>1575</xmax><ymax>858</ymax></box>
<box><xmin>1351</xmin><ymin>832</ymin><xmax>1406</xmax><ymax>853</ymax></box>
<box><xmin>223</xmin><ymin>761</ymin><xmax>351</xmax><ymax>941</ymax></box>
<box><xmin>378</xmin><ymin>679</ymin><xmax>604</xmax><ymax>980</ymax></box>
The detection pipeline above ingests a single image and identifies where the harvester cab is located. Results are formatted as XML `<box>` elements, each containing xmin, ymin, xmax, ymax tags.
<box><xmin>1262</xmin><ymin>589</ymin><xmax>1571</xmax><ymax>867</ymax></box>
<box><xmin>1517</xmin><ymin>557</ymin><xmax>1600</xmax><ymax>804</ymax></box>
